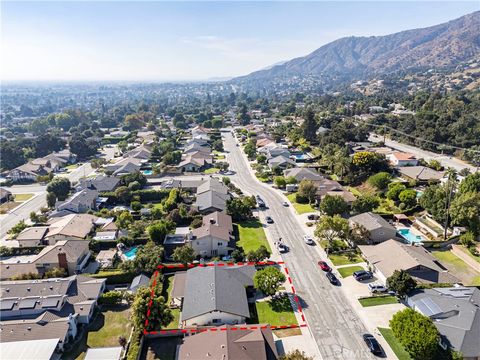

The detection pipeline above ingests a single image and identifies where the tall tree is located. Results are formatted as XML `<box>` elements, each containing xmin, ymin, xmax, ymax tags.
<box><xmin>302</xmin><ymin>108</ymin><xmax>318</xmax><ymax>142</ymax></box>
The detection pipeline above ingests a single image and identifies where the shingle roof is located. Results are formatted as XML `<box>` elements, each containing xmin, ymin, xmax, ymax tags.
<box><xmin>0</xmin><ymin>338</ymin><xmax>60</xmax><ymax>360</ymax></box>
<box><xmin>177</xmin><ymin>325</ymin><xmax>278</xmax><ymax>360</ymax></box>
<box><xmin>46</xmin><ymin>214</ymin><xmax>97</xmax><ymax>239</ymax></box>
<box><xmin>359</xmin><ymin>240</ymin><xmax>459</xmax><ymax>283</ymax></box>
<box><xmin>409</xmin><ymin>287</ymin><xmax>480</xmax><ymax>358</ymax></box>
<box><xmin>192</xmin><ymin>212</ymin><xmax>233</xmax><ymax>241</ymax></box>
<box><xmin>195</xmin><ymin>191</ymin><xmax>230</xmax><ymax>212</ymax></box>
<box><xmin>129</xmin><ymin>274</ymin><xmax>150</xmax><ymax>292</ymax></box>
<box><xmin>181</xmin><ymin>266</ymin><xmax>255</xmax><ymax>321</ymax></box>
<box><xmin>283</xmin><ymin>167</ymin><xmax>323</xmax><ymax>181</ymax></box>
<box><xmin>16</xmin><ymin>226</ymin><xmax>49</xmax><ymax>242</ymax></box>
<box><xmin>349</xmin><ymin>212</ymin><xmax>395</xmax><ymax>232</ymax></box>
<box><xmin>78</xmin><ymin>176</ymin><xmax>120</xmax><ymax>192</ymax></box>
<box><xmin>398</xmin><ymin>166</ymin><xmax>445</xmax><ymax>181</ymax></box>
<box><xmin>0</xmin><ymin>314</ymin><xmax>70</xmax><ymax>343</ymax></box>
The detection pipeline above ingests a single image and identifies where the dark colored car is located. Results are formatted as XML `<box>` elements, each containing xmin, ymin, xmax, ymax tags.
<box><xmin>318</xmin><ymin>261</ymin><xmax>331</xmax><ymax>272</ymax></box>
<box><xmin>363</xmin><ymin>334</ymin><xmax>384</xmax><ymax>356</ymax></box>
<box><xmin>326</xmin><ymin>272</ymin><xmax>339</xmax><ymax>285</ymax></box>
<box><xmin>265</xmin><ymin>216</ymin><xmax>274</xmax><ymax>224</ymax></box>
<box><xmin>307</xmin><ymin>214</ymin><xmax>320</xmax><ymax>221</ymax></box>
<box><xmin>353</xmin><ymin>270</ymin><xmax>373</xmax><ymax>281</ymax></box>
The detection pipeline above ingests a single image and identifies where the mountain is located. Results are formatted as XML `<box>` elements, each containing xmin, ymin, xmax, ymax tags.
<box><xmin>234</xmin><ymin>11</ymin><xmax>480</xmax><ymax>85</ymax></box>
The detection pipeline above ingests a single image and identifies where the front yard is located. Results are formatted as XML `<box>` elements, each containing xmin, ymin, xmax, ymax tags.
<box><xmin>432</xmin><ymin>250</ymin><xmax>480</xmax><ymax>286</ymax></box>
<box><xmin>328</xmin><ymin>253</ymin><xmax>363</xmax><ymax>266</ymax></box>
<box><xmin>358</xmin><ymin>295</ymin><xmax>398</xmax><ymax>307</ymax></box>
<box><xmin>337</xmin><ymin>265</ymin><xmax>364</xmax><ymax>278</ymax></box>
<box><xmin>378</xmin><ymin>327</ymin><xmax>412</xmax><ymax>360</ymax></box>
<box><xmin>13</xmin><ymin>193</ymin><xmax>34</xmax><ymax>201</ymax></box>
<box><xmin>204</xmin><ymin>167</ymin><xmax>220</xmax><ymax>174</ymax></box>
<box><xmin>236</xmin><ymin>220</ymin><xmax>271</xmax><ymax>253</ymax></box>
<box><xmin>286</xmin><ymin>193</ymin><xmax>315</xmax><ymax>214</ymax></box>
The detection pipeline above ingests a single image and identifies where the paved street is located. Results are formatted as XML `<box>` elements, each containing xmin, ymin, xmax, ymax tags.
<box><xmin>369</xmin><ymin>133</ymin><xmax>477</xmax><ymax>173</ymax></box>
<box><xmin>223</xmin><ymin>132</ymin><xmax>380</xmax><ymax>360</ymax></box>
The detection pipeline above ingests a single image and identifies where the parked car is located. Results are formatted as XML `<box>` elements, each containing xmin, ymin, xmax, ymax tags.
<box><xmin>368</xmin><ymin>283</ymin><xmax>388</xmax><ymax>293</ymax></box>
<box><xmin>307</xmin><ymin>214</ymin><xmax>320</xmax><ymax>221</ymax></box>
<box><xmin>303</xmin><ymin>235</ymin><xmax>314</xmax><ymax>245</ymax></box>
<box><xmin>353</xmin><ymin>270</ymin><xmax>373</xmax><ymax>281</ymax></box>
<box><xmin>282</xmin><ymin>201</ymin><xmax>289</xmax><ymax>207</ymax></box>
<box><xmin>326</xmin><ymin>272</ymin><xmax>339</xmax><ymax>285</ymax></box>
<box><xmin>362</xmin><ymin>334</ymin><xmax>384</xmax><ymax>356</ymax></box>
<box><xmin>266</xmin><ymin>216</ymin><xmax>274</xmax><ymax>224</ymax></box>
<box><xmin>318</xmin><ymin>261</ymin><xmax>331</xmax><ymax>272</ymax></box>
<box><xmin>256</xmin><ymin>195</ymin><xmax>266</xmax><ymax>208</ymax></box>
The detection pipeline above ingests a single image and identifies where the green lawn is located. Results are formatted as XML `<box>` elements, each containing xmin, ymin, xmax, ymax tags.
<box><xmin>204</xmin><ymin>167</ymin><xmax>220</xmax><ymax>174</ymax></box>
<box><xmin>458</xmin><ymin>245</ymin><xmax>480</xmax><ymax>264</ymax></box>
<box><xmin>163</xmin><ymin>275</ymin><xmax>181</xmax><ymax>329</ymax></box>
<box><xmin>13</xmin><ymin>193</ymin><xmax>34</xmax><ymax>201</ymax></box>
<box><xmin>286</xmin><ymin>193</ymin><xmax>315</xmax><ymax>214</ymax></box>
<box><xmin>328</xmin><ymin>253</ymin><xmax>363</xmax><ymax>266</ymax></box>
<box><xmin>432</xmin><ymin>250</ymin><xmax>470</xmax><ymax>271</ymax></box>
<box><xmin>65</xmin><ymin>164</ymin><xmax>79</xmax><ymax>170</ymax></box>
<box><xmin>359</xmin><ymin>296</ymin><xmax>398</xmax><ymax>307</ymax></box>
<box><xmin>432</xmin><ymin>250</ymin><xmax>480</xmax><ymax>286</ymax></box>
<box><xmin>86</xmin><ymin>307</ymin><xmax>132</xmax><ymax>348</ymax></box>
<box><xmin>236</xmin><ymin>220</ymin><xmax>271</xmax><ymax>253</ymax></box>
<box><xmin>337</xmin><ymin>265</ymin><xmax>364</xmax><ymax>278</ymax></box>
<box><xmin>251</xmin><ymin>297</ymin><xmax>298</xmax><ymax>326</ymax></box>
<box><xmin>378</xmin><ymin>328</ymin><xmax>412</xmax><ymax>360</ymax></box>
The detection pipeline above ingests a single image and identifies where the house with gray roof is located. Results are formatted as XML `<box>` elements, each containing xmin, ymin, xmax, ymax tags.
<box><xmin>407</xmin><ymin>286</ymin><xmax>480</xmax><ymax>359</ymax></box>
<box><xmin>398</xmin><ymin>166</ymin><xmax>445</xmax><ymax>183</ymax></box>
<box><xmin>190</xmin><ymin>212</ymin><xmax>234</xmax><ymax>257</ymax></box>
<box><xmin>349</xmin><ymin>212</ymin><xmax>397</xmax><ymax>244</ymax></box>
<box><xmin>78</xmin><ymin>175</ymin><xmax>120</xmax><ymax>192</ymax></box>
<box><xmin>268</xmin><ymin>155</ymin><xmax>295</xmax><ymax>170</ymax></box>
<box><xmin>175</xmin><ymin>266</ymin><xmax>255</xmax><ymax>327</ymax></box>
<box><xmin>358</xmin><ymin>239</ymin><xmax>459</xmax><ymax>285</ymax></box>
<box><xmin>283</xmin><ymin>167</ymin><xmax>323</xmax><ymax>182</ymax></box>
<box><xmin>129</xmin><ymin>274</ymin><xmax>150</xmax><ymax>293</ymax></box>
<box><xmin>56</xmin><ymin>188</ymin><xmax>99</xmax><ymax>214</ymax></box>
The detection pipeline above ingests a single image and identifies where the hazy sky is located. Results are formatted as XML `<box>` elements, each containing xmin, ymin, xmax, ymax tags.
<box><xmin>1</xmin><ymin>1</ymin><xmax>478</xmax><ymax>81</ymax></box>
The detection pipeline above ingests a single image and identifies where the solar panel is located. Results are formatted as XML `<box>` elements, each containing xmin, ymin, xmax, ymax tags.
<box><xmin>41</xmin><ymin>297</ymin><xmax>60</xmax><ymax>308</ymax></box>
<box><xmin>18</xmin><ymin>298</ymin><xmax>39</xmax><ymax>309</ymax></box>
<box><xmin>0</xmin><ymin>299</ymin><xmax>16</xmax><ymax>311</ymax></box>
<box><xmin>415</xmin><ymin>297</ymin><xmax>442</xmax><ymax>317</ymax></box>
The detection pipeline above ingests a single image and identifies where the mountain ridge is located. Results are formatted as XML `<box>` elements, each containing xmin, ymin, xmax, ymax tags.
<box><xmin>234</xmin><ymin>11</ymin><xmax>480</xmax><ymax>84</ymax></box>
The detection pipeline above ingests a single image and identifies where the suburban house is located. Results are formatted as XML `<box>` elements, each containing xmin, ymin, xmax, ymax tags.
<box><xmin>77</xmin><ymin>175</ymin><xmax>120</xmax><ymax>192</ymax></box>
<box><xmin>177</xmin><ymin>151</ymin><xmax>213</xmax><ymax>172</ymax></box>
<box><xmin>164</xmin><ymin>227</ymin><xmax>192</xmax><ymax>257</ymax></box>
<box><xmin>187</xmin><ymin>137</ymin><xmax>209</xmax><ymax>147</ymax></box>
<box><xmin>259</xmin><ymin>144</ymin><xmax>291</xmax><ymax>159</ymax></box>
<box><xmin>0</xmin><ymin>275</ymin><xmax>105</xmax><ymax>352</ymax></box>
<box><xmin>96</xmin><ymin>248</ymin><xmax>118</xmax><ymax>268</ymax></box>
<box><xmin>0</xmin><ymin>187</ymin><xmax>13</xmax><ymax>203</ymax></box>
<box><xmin>283</xmin><ymin>167</ymin><xmax>323</xmax><ymax>182</ymax></box>
<box><xmin>44</xmin><ymin>214</ymin><xmax>97</xmax><ymax>244</ymax></box>
<box><xmin>104</xmin><ymin>157</ymin><xmax>144</xmax><ymax>174</ymax></box>
<box><xmin>173</xmin><ymin>265</ymin><xmax>255</xmax><ymax>327</ymax></box>
<box><xmin>129</xmin><ymin>274</ymin><xmax>150</xmax><ymax>293</ymax></box>
<box><xmin>190</xmin><ymin>212</ymin><xmax>234</xmax><ymax>257</ymax></box>
<box><xmin>0</xmin><ymin>275</ymin><xmax>106</xmax><ymax>323</ymax></box>
<box><xmin>314</xmin><ymin>179</ymin><xmax>344</xmax><ymax>198</ymax></box>
<box><xmin>184</xmin><ymin>142</ymin><xmax>211</xmax><ymax>155</ymax></box>
<box><xmin>268</xmin><ymin>155</ymin><xmax>295</xmax><ymax>169</ymax></box>
<box><xmin>256</xmin><ymin>138</ymin><xmax>275</xmax><ymax>148</ymax></box>
<box><xmin>177</xmin><ymin>325</ymin><xmax>279</xmax><ymax>360</ymax></box>
<box><xmin>387</xmin><ymin>152</ymin><xmax>419</xmax><ymax>167</ymax></box>
<box><xmin>0</xmin><ymin>338</ymin><xmax>64</xmax><ymax>360</ymax></box>
<box><xmin>349</xmin><ymin>212</ymin><xmax>397</xmax><ymax>244</ymax></box>
<box><xmin>407</xmin><ymin>286</ymin><xmax>480</xmax><ymax>360</ymax></box>
<box><xmin>16</xmin><ymin>226</ymin><xmax>49</xmax><ymax>247</ymax></box>
<box><xmin>55</xmin><ymin>188</ymin><xmax>99</xmax><ymax>214</ymax></box>
<box><xmin>0</xmin><ymin>240</ymin><xmax>91</xmax><ymax>280</ymax></box>
<box><xmin>124</xmin><ymin>145</ymin><xmax>152</xmax><ymax>160</ymax></box>
<box><xmin>194</xmin><ymin>177</ymin><xmax>231</xmax><ymax>214</ymax></box>
<box><xmin>358</xmin><ymin>239</ymin><xmax>459</xmax><ymax>284</ymax></box>
<box><xmin>398</xmin><ymin>166</ymin><xmax>445</xmax><ymax>183</ymax></box>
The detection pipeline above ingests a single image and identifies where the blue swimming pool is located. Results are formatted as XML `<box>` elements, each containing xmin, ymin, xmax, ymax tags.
<box><xmin>142</xmin><ymin>170</ymin><xmax>153</xmax><ymax>176</ymax></box>
<box><xmin>399</xmin><ymin>228</ymin><xmax>426</xmax><ymax>244</ymax></box>
<box><xmin>124</xmin><ymin>247</ymin><xmax>138</xmax><ymax>260</ymax></box>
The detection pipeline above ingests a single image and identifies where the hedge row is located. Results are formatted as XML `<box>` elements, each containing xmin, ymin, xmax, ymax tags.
<box><xmin>90</xmin><ymin>269</ymin><xmax>136</xmax><ymax>284</ymax></box>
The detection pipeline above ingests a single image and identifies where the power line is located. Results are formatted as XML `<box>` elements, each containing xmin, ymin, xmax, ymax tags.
<box><xmin>365</xmin><ymin>122</ymin><xmax>480</xmax><ymax>154</ymax></box>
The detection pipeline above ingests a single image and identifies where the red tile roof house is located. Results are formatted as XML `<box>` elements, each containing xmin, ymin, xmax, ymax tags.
<box><xmin>387</xmin><ymin>152</ymin><xmax>419</xmax><ymax>167</ymax></box>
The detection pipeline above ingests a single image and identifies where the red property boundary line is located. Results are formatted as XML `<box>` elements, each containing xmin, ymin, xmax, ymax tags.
<box><xmin>143</xmin><ymin>261</ymin><xmax>307</xmax><ymax>335</ymax></box>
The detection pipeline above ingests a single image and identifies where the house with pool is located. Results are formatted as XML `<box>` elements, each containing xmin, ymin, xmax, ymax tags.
<box><xmin>358</xmin><ymin>239</ymin><xmax>459</xmax><ymax>285</ymax></box>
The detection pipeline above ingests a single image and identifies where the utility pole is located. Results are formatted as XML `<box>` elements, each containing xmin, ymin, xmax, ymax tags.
<box><xmin>443</xmin><ymin>174</ymin><xmax>455</xmax><ymax>241</ymax></box>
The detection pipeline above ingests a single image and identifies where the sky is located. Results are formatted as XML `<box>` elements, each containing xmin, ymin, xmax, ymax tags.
<box><xmin>1</xmin><ymin>1</ymin><xmax>478</xmax><ymax>81</ymax></box>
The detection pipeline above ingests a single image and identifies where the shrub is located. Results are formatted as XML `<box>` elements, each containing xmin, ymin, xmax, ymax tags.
<box><xmin>99</xmin><ymin>291</ymin><xmax>123</xmax><ymax>306</ymax></box>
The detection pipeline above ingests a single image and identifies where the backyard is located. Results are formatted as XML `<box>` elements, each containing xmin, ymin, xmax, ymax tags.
<box><xmin>236</xmin><ymin>220</ymin><xmax>271</xmax><ymax>253</ymax></box>
<box><xmin>432</xmin><ymin>250</ymin><xmax>480</xmax><ymax>286</ymax></box>
<box><xmin>248</xmin><ymin>296</ymin><xmax>299</xmax><ymax>337</ymax></box>
<box><xmin>286</xmin><ymin>193</ymin><xmax>315</xmax><ymax>214</ymax></box>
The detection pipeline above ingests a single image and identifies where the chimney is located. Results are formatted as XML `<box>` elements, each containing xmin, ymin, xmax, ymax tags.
<box><xmin>209</xmin><ymin>218</ymin><xmax>216</xmax><ymax>225</ymax></box>
<box><xmin>57</xmin><ymin>252</ymin><xmax>68</xmax><ymax>274</ymax></box>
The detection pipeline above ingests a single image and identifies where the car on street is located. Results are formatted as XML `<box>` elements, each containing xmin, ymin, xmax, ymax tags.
<box><xmin>318</xmin><ymin>261</ymin><xmax>331</xmax><ymax>272</ymax></box>
<box><xmin>303</xmin><ymin>234</ymin><xmax>314</xmax><ymax>245</ymax></box>
<box><xmin>307</xmin><ymin>214</ymin><xmax>320</xmax><ymax>221</ymax></box>
<box><xmin>265</xmin><ymin>216</ymin><xmax>274</xmax><ymax>224</ymax></box>
<box><xmin>277</xmin><ymin>243</ymin><xmax>288</xmax><ymax>253</ymax></box>
<box><xmin>353</xmin><ymin>270</ymin><xmax>373</xmax><ymax>281</ymax></box>
<box><xmin>282</xmin><ymin>201</ymin><xmax>289</xmax><ymax>207</ymax></box>
<box><xmin>256</xmin><ymin>195</ymin><xmax>266</xmax><ymax>208</ymax></box>
<box><xmin>368</xmin><ymin>283</ymin><xmax>388</xmax><ymax>293</ymax></box>
<box><xmin>362</xmin><ymin>334</ymin><xmax>384</xmax><ymax>356</ymax></box>
<box><xmin>326</xmin><ymin>272</ymin><xmax>339</xmax><ymax>285</ymax></box>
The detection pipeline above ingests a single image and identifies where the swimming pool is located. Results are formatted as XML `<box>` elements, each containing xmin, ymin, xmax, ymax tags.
<box><xmin>292</xmin><ymin>153</ymin><xmax>310</xmax><ymax>161</ymax></box>
<box><xmin>142</xmin><ymin>170</ymin><xmax>153</xmax><ymax>176</ymax></box>
<box><xmin>398</xmin><ymin>228</ymin><xmax>426</xmax><ymax>244</ymax></box>
<box><xmin>123</xmin><ymin>246</ymin><xmax>138</xmax><ymax>260</ymax></box>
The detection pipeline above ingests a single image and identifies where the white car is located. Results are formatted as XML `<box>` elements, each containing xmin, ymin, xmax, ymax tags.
<box><xmin>282</xmin><ymin>201</ymin><xmax>289</xmax><ymax>207</ymax></box>
<box><xmin>303</xmin><ymin>235</ymin><xmax>314</xmax><ymax>245</ymax></box>
<box><xmin>368</xmin><ymin>283</ymin><xmax>387</xmax><ymax>293</ymax></box>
